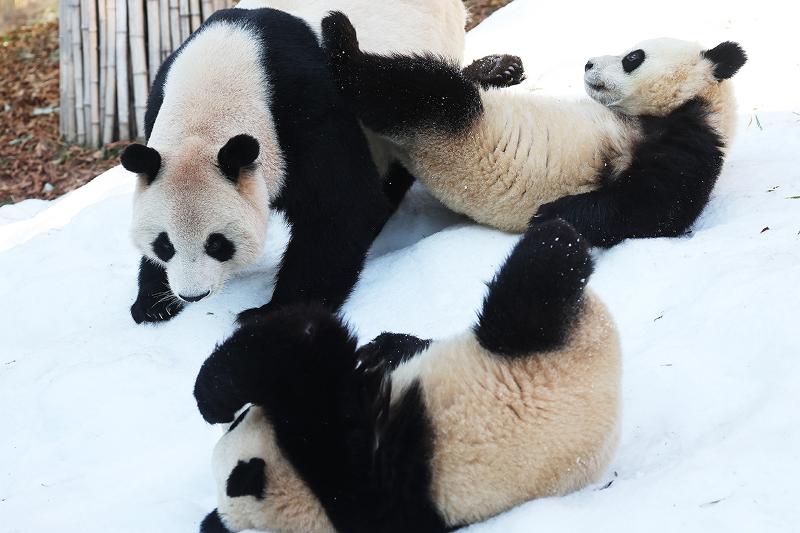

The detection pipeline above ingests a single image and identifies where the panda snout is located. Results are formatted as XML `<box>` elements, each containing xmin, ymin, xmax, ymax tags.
<box><xmin>585</xmin><ymin>60</ymin><xmax>594</xmax><ymax>72</ymax></box>
<box><xmin>179</xmin><ymin>291</ymin><xmax>210</xmax><ymax>303</ymax></box>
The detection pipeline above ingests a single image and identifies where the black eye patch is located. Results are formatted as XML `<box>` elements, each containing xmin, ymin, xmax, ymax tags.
<box><xmin>622</xmin><ymin>49</ymin><xmax>646</xmax><ymax>73</ymax></box>
<box><xmin>205</xmin><ymin>233</ymin><xmax>235</xmax><ymax>262</ymax></box>
<box><xmin>152</xmin><ymin>232</ymin><xmax>175</xmax><ymax>262</ymax></box>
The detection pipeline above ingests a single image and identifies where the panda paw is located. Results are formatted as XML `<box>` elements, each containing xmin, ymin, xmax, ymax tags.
<box><xmin>321</xmin><ymin>11</ymin><xmax>361</xmax><ymax>60</ymax></box>
<box><xmin>463</xmin><ymin>54</ymin><xmax>526</xmax><ymax>89</ymax></box>
<box><xmin>130</xmin><ymin>291</ymin><xmax>184</xmax><ymax>324</ymax></box>
<box><xmin>194</xmin><ymin>363</ymin><xmax>241</xmax><ymax>425</ymax></box>
<box><xmin>235</xmin><ymin>300</ymin><xmax>278</xmax><ymax>325</ymax></box>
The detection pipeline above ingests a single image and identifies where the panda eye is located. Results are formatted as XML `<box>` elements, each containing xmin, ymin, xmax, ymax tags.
<box><xmin>205</xmin><ymin>233</ymin><xmax>235</xmax><ymax>262</ymax></box>
<box><xmin>622</xmin><ymin>49</ymin><xmax>646</xmax><ymax>73</ymax></box>
<box><xmin>153</xmin><ymin>232</ymin><xmax>175</xmax><ymax>262</ymax></box>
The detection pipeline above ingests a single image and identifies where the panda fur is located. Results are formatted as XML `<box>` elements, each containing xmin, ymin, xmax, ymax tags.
<box><xmin>121</xmin><ymin>0</ymin><xmax>466</xmax><ymax>324</ymax></box>
<box><xmin>193</xmin><ymin>219</ymin><xmax>621</xmax><ymax>533</ymax></box>
<box><xmin>322</xmin><ymin>12</ymin><xmax>748</xmax><ymax>247</ymax></box>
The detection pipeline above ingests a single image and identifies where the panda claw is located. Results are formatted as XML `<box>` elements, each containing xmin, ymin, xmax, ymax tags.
<box><xmin>463</xmin><ymin>54</ymin><xmax>526</xmax><ymax>89</ymax></box>
<box><xmin>130</xmin><ymin>292</ymin><xmax>184</xmax><ymax>324</ymax></box>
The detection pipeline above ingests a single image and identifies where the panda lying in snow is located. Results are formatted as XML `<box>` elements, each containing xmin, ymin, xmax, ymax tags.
<box><xmin>193</xmin><ymin>219</ymin><xmax>621</xmax><ymax>533</ymax></box>
<box><xmin>119</xmin><ymin>0</ymin><xmax>467</xmax><ymax>324</ymax></box>
<box><xmin>323</xmin><ymin>12</ymin><xmax>747</xmax><ymax>247</ymax></box>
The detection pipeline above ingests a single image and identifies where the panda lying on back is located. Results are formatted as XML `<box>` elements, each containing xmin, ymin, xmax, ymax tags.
<box><xmin>322</xmin><ymin>12</ymin><xmax>747</xmax><ymax>247</ymax></box>
<box><xmin>194</xmin><ymin>219</ymin><xmax>621</xmax><ymax>533</ymax></box>
<box><xmin>119</xmin><ymin>1</ymin><xmax>467</xmax><ymax>324</ymax></box>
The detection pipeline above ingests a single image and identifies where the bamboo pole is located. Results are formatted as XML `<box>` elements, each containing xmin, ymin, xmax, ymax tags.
<box><xmin>169</xmin><ymin>0</ymin><xmax>181</xmax><ymax>51</ymax></box>
<box><xmin>116</xmin><ymin>0</ymin><xmax>130</xmax><ymax>141</ymax></box>
<box><xmin>189</xmin><ymin>0</ymin><xmax>200</xmax><ymax>31</ymax></box>
<box><xmin>179</xmin><ymin>0</ymin><xmax>191</xmax><ymax>42</ymax></box>
<box><xmin>70</xmin><ymin>0</ymin><xmax>86</xmax><ymax>145</ymax></box>
<box><xmin>146</xmin><ymin>0</ymin><xmax>161</xmax><ymax>85</ymax></box>
<box><xmin>88</xmin><ymin>0</ymin><xmax>101</xmax><ymax>147</ymax></box>
<box><xmin>98</xmin><ymin>0</ymin><xmax>107</xmax><ymax>143</ymax></box>
<box><xmin>159</xmin><ymin>0</ymin><xmax>171</xmax><ymax>60</ymax></box>
<box><xmin>129</xmin><ymin>0</ymin><xmax>148</xmax><ymax>139</ymax></box>
<box><xmin>103</xmin><ymin>0</ymin><xmax>117</xmax><ymax>144</ymax></box>
<box><xmin>200</xmin><ymin>0</ymin><xmax>211</xmax><ymax>22</ymax></box>
<box><xmin>211</xmin><ymin>0</ymin><xmax>222</xmax><ymax>15</ymax></box>
<box><xmin>80</xmin><ymin>0</ymin><xmax>91</xmax><ymax>141</ymax></box>
<box><xmin>59</xmin><ymin>0</ymin><xmax>76</xmax><ymax>141</ymax></box>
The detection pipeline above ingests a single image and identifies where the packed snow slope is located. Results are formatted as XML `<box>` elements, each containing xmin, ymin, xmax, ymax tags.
<box><xmin>1</xmin><ymin>1</ymin><xmax>798</xmax><ymax>531</ymax></box>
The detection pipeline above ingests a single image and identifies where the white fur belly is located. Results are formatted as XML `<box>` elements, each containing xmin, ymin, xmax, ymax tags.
<box><xmin>420</xmin><ymin>296</ymin><xmax>621</xmax><ymax>526</ymax></box>
<box><xmin>407</xmin><ymin>91</ymin><xmax>636</xmax><ymax>233</ymax></box>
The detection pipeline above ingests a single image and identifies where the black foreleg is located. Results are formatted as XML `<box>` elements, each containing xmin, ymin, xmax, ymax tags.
<box><xmin>130</xmin><ymin>257</ymin><xmax>184</xmax><ymax>324</ymax></box>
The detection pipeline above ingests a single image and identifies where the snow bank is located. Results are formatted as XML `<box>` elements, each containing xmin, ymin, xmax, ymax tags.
<box><xmin>2</xmin><ymin>0</ymin><xmax>798</xmax><ymax>531</ymax></box>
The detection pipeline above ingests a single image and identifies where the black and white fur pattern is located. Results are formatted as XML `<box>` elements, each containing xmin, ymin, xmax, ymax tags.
<box><xmin>122</xmin><ymin>1</ymin><xmax>467</xmax><ymax>324</ymax></box>
<box><xmin>194</xmin><ymin>219</ymin><xmax>621</xmax><ymax>533</ymax></box>
<box><xmin>322</xmin><ymin>12</ymin><xmax>747</xmax><ymax>247</ymax></box>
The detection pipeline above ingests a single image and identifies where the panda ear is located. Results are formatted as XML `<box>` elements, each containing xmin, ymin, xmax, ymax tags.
<box><xmin>121</xmin><ymin>144</ymin><xmax>161</xmax><ymax>184</ymax></box>
<box><xmin>702</xmin><ymin>41</ymin><xmax>747</xmax><ymax>80</ymax></box>
<box><xmin>218</xmin><ymin>134</ymin><xmax>260</xmax><ymax>183</ymax></box>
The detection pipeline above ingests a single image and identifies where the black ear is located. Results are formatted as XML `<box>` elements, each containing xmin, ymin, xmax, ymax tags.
<box><xmin>702</xmin><ymin>41</ymin><xmax>747</xmax><ymax>80</ymax></box>
<box><xmin>217</xmin><ymin>134</ymin><xmax>260</xmax><ymax>182</ymax></box>
<box><xmin>121</xmin><ymin>144</ymin><xmax>161</xmax><ymax>184</ymax></box>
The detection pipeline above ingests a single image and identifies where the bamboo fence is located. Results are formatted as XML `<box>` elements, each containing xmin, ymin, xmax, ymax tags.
<box><xmin>59</xmin><ymin>0</ymin><xmax>236</xmax><ymax>147</ymax></box>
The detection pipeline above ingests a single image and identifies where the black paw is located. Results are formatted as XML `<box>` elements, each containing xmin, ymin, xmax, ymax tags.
<box><xmin>321</xmin><ymin>11</ymin><xmax>360</xmax><ymax>60</ymax></box>
<box><xmin>130</xmin><ymin>291</ymin><xmax>184</xmax><ymax>324</ymax></box>
<box><xmin>236</xmin><ymin>300</ymin><xmax>278</xmax><ymax>325</ymax></box>
<box><xmin>356</xmin><ymin>333</ymin><xmax>432</xmax><ymax>372</ymax></box>
<box><xmin>463</xmin><ymin>54</ymin><xmax>526</xmax><ymax>89</ymax></box>
<box><xmin>194</xmin><ymin>354</ymin><xmax>243</xmax><ymax>425</ymax></box>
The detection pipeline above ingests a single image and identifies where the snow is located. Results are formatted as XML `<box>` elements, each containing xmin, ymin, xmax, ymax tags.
<box><xmin>2</xmin><ymin>0</ymin><xmax>799</xmax><ymax>531</ymax></box>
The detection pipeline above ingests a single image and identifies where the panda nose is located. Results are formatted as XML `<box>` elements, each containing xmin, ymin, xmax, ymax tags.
<box><xmin>180</xmin><ymin>291</ymin><xmax>210</xmax><ymax>303</ymax></box>
<box><xmin>585</xmin><ymin>61</ymin><xmax>594</xmax><ymax>72</ymax></box>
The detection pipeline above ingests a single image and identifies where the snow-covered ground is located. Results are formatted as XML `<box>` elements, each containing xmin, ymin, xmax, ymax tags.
<box><xmin>2</xmin><ymin>1</ymin><xmax>799</xmax><ymax>531</ymax></box>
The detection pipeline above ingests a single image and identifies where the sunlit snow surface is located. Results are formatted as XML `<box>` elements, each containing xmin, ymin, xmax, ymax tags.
<box><xmin>2</xmin><ymin>1</ymin><xmax>799</xmax><ymax>531</ymax></box>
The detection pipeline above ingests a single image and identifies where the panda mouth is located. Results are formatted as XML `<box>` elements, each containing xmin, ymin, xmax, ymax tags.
<box><xmin>586</xmin><ymin>81</ymin><xmax>607</xmax><ymax>92</ymax></box>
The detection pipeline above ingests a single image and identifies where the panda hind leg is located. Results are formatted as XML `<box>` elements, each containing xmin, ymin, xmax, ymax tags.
<box><xmin>462</xmin><ymin>54</ymin><xmax>526</xmax><ymax>89</ymax></box>
<box><xmin>474</xmin><ymin>219</ymin><xmax>594</xmax><ymax>358</ymax></box>
<box><xmin>322</xmin><ymin>11</ymin><xmax>482</xmax><ymax>137</ymax></box>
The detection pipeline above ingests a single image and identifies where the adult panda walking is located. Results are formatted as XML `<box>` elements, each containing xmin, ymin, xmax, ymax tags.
<box><xmin>121</xmin><ymin>1</ymin><xmax>467</xmax><ymax>324</ymax></box>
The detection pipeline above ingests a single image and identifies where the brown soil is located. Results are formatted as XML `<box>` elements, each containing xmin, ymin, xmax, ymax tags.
<box><xmin>464</xmin><ymin>0</ymin><xmax>513</xmax><ymax>30</ymax></box>
<box><xmin>0</xmin><ymin>21</ymin><xmax>125</xmax><ymax>205</ymax></box>
<box><xmin>0</xmin><ymin>0</ymin><xmax>512</xmax><ymax>204</ymax></box>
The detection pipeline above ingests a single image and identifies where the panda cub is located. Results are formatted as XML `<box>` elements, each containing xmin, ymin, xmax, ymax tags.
<box><xmin>194</xmin><ymin>219</ymin><xmax>621</xmax><ymax>533</ymax></box>
<box><xmin>120</xmin><ymin>0</ymin><xmax>467</xmax><ymax>325</ymax></box>
<box><xmin>322</xmin><ymin>12</ymin><xmax>748</xmax><ymax>247</ymax></box>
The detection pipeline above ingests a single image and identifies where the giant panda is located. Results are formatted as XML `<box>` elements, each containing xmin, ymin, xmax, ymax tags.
<box><xmin>193</xmin><ymin>219</ymin><xmax>621</xmax><ymax>533</ymax></box>
<box><xmin>322</xmin><ymin>12</ymin><xmax>748</xmax><ymax>247</ymax></box>
<box><xmin>120</xmin><ymin>0</ymin><xmax>466</xmax><ymax>324</ymax></box>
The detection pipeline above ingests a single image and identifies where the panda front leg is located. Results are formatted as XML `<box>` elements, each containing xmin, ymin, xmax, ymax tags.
<box><xmin>195</xmin><ymin>305</ymin><xmax>380</xmax><ymax>530</ymax></box>
<box><xmin>322</xmin><ymin>11</ymin><xmax>482</xmax><ymax>139</ymax></box>
<box><xmin>534</xmin><ymin>176</ymin><xmax>692</xmax><ymax>247</ymax></box>
<box><xmin>130</xmin><ymin>257</ymin><xmax>184</xmax><ymax>324</ymax></box>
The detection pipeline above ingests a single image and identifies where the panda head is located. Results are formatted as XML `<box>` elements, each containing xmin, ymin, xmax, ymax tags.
<box><xmin>123</xmin><ymin>134</ymin><xmax>271</xmax><ymax>302</ymax></box>
<box><xmin>202</xmin><ymin>406</ymin><xmax>334</xmax><ymax>533</ymax></box>
<box><xmin>583</xmin><ymin>39</ymin><xmax>747</xmax><ymax>116</ymax></box>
